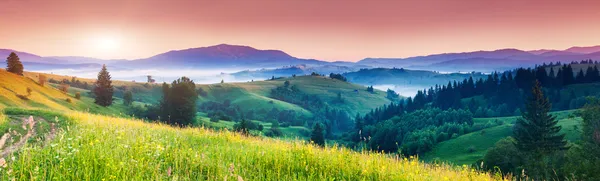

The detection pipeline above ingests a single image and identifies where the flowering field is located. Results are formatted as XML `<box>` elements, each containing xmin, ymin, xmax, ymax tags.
<box><xmin>1</xmin><ymin>111</ymin><xmax>504</xmax><ymax>180</ymax></box>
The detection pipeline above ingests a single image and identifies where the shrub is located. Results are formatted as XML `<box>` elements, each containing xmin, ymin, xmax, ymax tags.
<box><xmin>26</xmin><ymin>87</ymin><xmax>32</xmax><ymax>96</ymax></box>
<box><xmin>280</xmin><ymin>122</ymin><xmax>291</xmax><ymax>127</ymax></box>
<box><xmin>197</xmin><ymin>88</ymin><xmax>208</xmax><ymax>97</ymax></box>
<box><xmin>75</xmin><ymin>92</ymin><xmax>81</xmax><ymax>100</ymax></box>
<box><xmin>210</xmin><ymin>116</ymin><xmax>220</xmax><ymax>122</ymax></box>
<box><xmin>264</xmin><ymin>127</ymin><xmax>283</xmax><ymax>137</ymax></box>
<box><xmin>466</xmin><ymin>146</ymin><xmax>476</xmax><ymax>153</ymax></box>
<box><xmin>38</xmin><ymin>74</ymin><xmax>47</xmax><ymax>86</ymax></box>
<box><xmin>66</xmin><ymin>98</ymin><xmax>72</xmax><ymax>103</ymax></box>
<box><xmin>59</xmin><ymin>83</ymin><xmax>70</xmax><ymax>94</ymax></box>
<box><xmin>16</xmin><ymin>94</ymin><xmax>29</xmax><ymax>100</ymax></box>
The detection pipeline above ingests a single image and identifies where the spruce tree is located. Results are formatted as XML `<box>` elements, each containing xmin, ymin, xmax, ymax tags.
<box><xmin>310</xmin><ymin>123</ymin><xmax>325</xmax><ymax>146</ymax></box>
<box><xmin>6</xmin><ymin>52</ymin><xmax>24</xmax><ymax>75</ymax></box>
<box><xmin>93</xmin><ymin>65</ymin><xmax>114</xmax><ymax>106</ymax></box>
<box><xmin>513</xmin><ymin>80</ymin><xmax>568</xmax><ymax>179</ymax></box>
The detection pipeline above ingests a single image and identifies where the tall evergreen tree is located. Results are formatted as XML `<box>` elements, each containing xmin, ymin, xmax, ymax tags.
<box><xmin>562</xmin><ymin>65</ymin><xmax>574</xmax><ymax>85</ymax></box>
<box><xmin>159</xmin><ymin>82</ymin><xmax>171</xmax><ymax>123</ymax></box>
<box><xmin>93</xmin><ymin>65</ymin><xmax>114</xmax><ymax>106</ymax></box>
<box><xmin>6</xmin><ymin>52</ymin><xmax>24</xmax><ymax>75</ymax></box>
<box><xmin>513</xmin><ymin>80</ymin><xmax>568</xmax><ymax>179</ymax></box>
<box><xmin>575</xmin><ymin>69</ymin><xmax>585</xmax><ymax>84</ymax></box>
<box><xmin>310</xmin><ymin>123</ymin><xmax>325</xmax><ymax>146</ymax></box>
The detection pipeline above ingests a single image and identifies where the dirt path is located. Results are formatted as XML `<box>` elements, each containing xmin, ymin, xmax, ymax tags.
<box><xmin>0</xmin><ymin>116</ymin><xmax>36</xmax><ymax>157</ymax></box>
<box><xmin>44</xmin><ymin>123</ymin><xmax>57</xmax><ymax>146</ymax></box>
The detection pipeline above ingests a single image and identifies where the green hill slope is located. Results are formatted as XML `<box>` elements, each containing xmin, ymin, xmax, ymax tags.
<box><xmin>198</xmin><ymin>75</ymin><xmax>391</xmax><ymax>116</ymax></box>
<box><xmin>422</xmin><ymin>110</ymin><xmax>581</xmax><ymax>165</ymax></box>
<box><xmin>0</xmin><ymin>109</ymin><xmax>501</xmax><ymax>180</ymax></box>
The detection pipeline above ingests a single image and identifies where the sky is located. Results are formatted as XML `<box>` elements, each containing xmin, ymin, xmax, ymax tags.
<box><xmin>1</xmin><ymin>0</ymin><xmax>600</xmax><ymax>61</ymax></box>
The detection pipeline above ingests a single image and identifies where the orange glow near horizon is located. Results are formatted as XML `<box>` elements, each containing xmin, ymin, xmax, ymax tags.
<box><xmin>1</xmin><ymin>0</ymin><xmax>600</xmax><ymax>61</ymax></box>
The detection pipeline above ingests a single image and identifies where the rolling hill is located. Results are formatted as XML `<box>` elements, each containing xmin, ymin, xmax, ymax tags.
<box><xmin>0</xmin><ymin>109</ymin><xmax>500</xmax><ymax>180</ymax></box>
<box><xmin>422</xmin><ymin>110</ymin><xmax>581</xmax><ymax>165</ymax></box>
<box><xmin>0</xmin><ymin>69</ymin><xmax>130</xmax><ymax>115</ymax></box>
<box><xmin>197</xmin><ymin>75</ymin><xmax>391</xmax><ymax>117</ymax></box>
<box><xmin>342</xmin><ymin>68</ymin><xmax>486</xmax><ymax>86</ymax></box>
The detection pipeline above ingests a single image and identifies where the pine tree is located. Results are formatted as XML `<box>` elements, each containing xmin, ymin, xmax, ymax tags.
<box><xmin>513</xmin><ymin>80</ymin><xmax>568</xmax><ymax>179</ymax></box>
<box><xmin>575</xmin><ymin>69</ymin><xmax>585</xmax><ymax>84</ymax></box>
<box><xmin>93</xmin><ymin>65</ymin><xmax>114</xmax><ymax>106</ymax></box>
<box><xmin>6</xmin><ymin>52</ymin><xmax>24</xmax><ymax>75</ymax></box>
<box><xmin>310</xmin><ymin>123</ymin><xmax>325</xmax><ymax>146</ymax></box>
<box><xmin>123</xmin><ymin>91</ymin><xmax>133</xmax><ymax>106</ymax></box>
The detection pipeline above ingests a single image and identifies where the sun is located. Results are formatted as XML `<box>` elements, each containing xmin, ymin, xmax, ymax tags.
<box><xmin>93</xmin><ymin>36</ymin><xmax>121</xmax><ymax>50</ymax></box>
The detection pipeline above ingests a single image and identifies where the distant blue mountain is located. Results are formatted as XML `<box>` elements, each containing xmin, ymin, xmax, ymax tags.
<box><xmin>120</xmin><ymin>44</ymin><xmax>328</xmax><ymax>69</ymax></box>
<box><xmin>2</xmin><ymin>44</ymin><xmax>600</xmax><ymax>73</ymax></box>
<box><xmin>358</xmin><ymin>47</ymin><xmax>600</xmax><ymax>72</ymax></box>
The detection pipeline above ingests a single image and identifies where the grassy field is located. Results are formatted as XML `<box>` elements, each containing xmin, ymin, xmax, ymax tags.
<box><xmin>198</xmin><ymin>75</ymin><xmax>391</xmax><ymax>117</ymax></box>
<box><xmin>0</xmin><ymin>70</ymin><xmax>136</xmax><ymax>116</ymax></box>
<box><xmin>422</xmin><ymin>110</ymin><xmax>581</xmax><ymax>165</ymax></box>
<box><xmin>0</xmin><ymin>109</ymin><xmax>503</xmax><ymax>180</ymax></box>
<box><xmin>23</xmin><ymin>71</ymin><xmax>392</xmax><ymax>117</ymax></box>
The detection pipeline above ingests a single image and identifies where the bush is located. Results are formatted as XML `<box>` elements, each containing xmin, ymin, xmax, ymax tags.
<box><xmin>26</xmin><ymin>87</ymin><xmax>33</xmax><ymax>96</ymax></box>
<box><xmin>280</xmin><ymin>122</ymin><xmax>291</xmax><ymax>127</ymax></box>
<box><xmin>16</xmin><ymin>94</ymin><xmax>29</xmax><ymax>100</ymax></box>
<box><xmin>66</xmin><ymin>98</ymin><xmax>72</xmax><ymax>103</ymax></box>
<box><xmin>210</xmin><ymin>116</ymin><xmax>219</xmax><ymax>122</ymax></box>
<box><xmin>59</xmin><ymin>83</ymin><xmax>70</xmax><ymax>93</ymax></box>
<box><xmin>466</xmin><ymin>146</ymin><xmax>476</xmax><ymax>153</ymax></box>
<box><xmin>264</xmin><ymin>127</ymin><xmax>283</xmax><ymax>137</ymax></box>
<box><xmin>482</xmin><ymin>137</ymin><xmax>522</xmax><ymax>175</ymax></box>
<box><xmin>197</xmin><ymin>88</ymin><xmax>208</xmax><ymax>97</ymax></box>
<box><xmin>38</xmin><ymin>74</ymin><xmax>47</xmax><ymax>86</ymax></box>
<box><xmin>75</xmin><ymin>92</ymin><xmax>81</xmax><ymax>100</ymax></box>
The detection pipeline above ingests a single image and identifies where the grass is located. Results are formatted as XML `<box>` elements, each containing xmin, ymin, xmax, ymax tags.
<box><xmin>0</xmin><ymin>111</ymin><xmax>503</xmax><ymax>180</ymax></box>
<box><xmin>422</xmin><ymin>110</ymin><xmax>582</xmax><ymax>165</ymax></box>
<box><xmin>0</xmin><ymin>108</ymin><xmax>7</xmax><ymax>135</ymax></box>
<box><xmin>198</xmin><ymin>76</ymin><xmax>391</xmax><ymax>117</ymax></box>
<box><xmin>0</xmin><ymin>70</ymin><xmax>136</xmax><ymax>116</ymax></box>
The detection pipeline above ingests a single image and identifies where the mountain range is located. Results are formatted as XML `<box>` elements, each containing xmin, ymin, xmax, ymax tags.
<box><xmin>358</xmin><ymin>46</ymin><xmax>600</xmax><ymax>72</ymax></box>
<box><xmin>2</xmin><ymin>44</ymin><xmax>600</xmax><ymax>73</ymax></box>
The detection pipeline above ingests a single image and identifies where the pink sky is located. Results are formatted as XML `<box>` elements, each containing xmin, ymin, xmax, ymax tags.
<box><xmin>1</xmin><ymin>0</ymin><xmax>599</xmax><ymax>61</ymax></box>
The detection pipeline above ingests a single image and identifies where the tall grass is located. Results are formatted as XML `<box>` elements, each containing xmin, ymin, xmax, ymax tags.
<box><xmin>1</xmin><ymin>111</ymin><xmax>504</xmax><ymax>180</ymax></box>
<box><xmin>0</xmin><ymin>109</ymin><xmax>7</xmax><ymax>133</ymax></box>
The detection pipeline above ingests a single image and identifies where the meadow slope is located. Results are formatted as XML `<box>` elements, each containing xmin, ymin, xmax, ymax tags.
<box><xmin>198</xmin><ymin>76</ymin><xmax>391</xmax><ymax>116</ymax></box>
<box><xmin>0</xmin><ymin>110</ymin><xmax>503</xmax><ymax>180</ymax></box>
<box><xmin>0</xmin><ymin>70</ymin><xmax>128</xmax><ymax>115</ymax></box>
<box><xmin>422</xmin><ymin>110</ymin><xmax>581</xmax><ymax>165</ymax></box>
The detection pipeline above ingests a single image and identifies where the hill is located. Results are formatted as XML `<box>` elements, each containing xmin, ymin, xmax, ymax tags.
<box><xmin>422</xmin><ymin>110</ymin><xmax>581</xmax><ymax>165</ymax></box>
<box><xmin>0</xmin><ymin>108</ymin><xmax>501</xmax><ymax>180</ymax></box>
<box><xmin>231</xmin><ymin>64</ymin><xmax>359</xmax><ymax>81</ymax></box>
<box><xmin>565</xmin><ymin>45</ymin><xmax>600</xmax><ymax>54</ymax></box>
<box><xmin>343</xmin><ymin>68</ymin><xmax>486</xmax><ymax>86</ymax></box>
<box><xmin>197</xmin><ymin>75</ymin><xmax>391</xmax><ymax>117</ymax></box>
<box><xmin>0</xmin><ymin>70</ymin><xmax>129</xmax><ymax>115</ymax></box>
